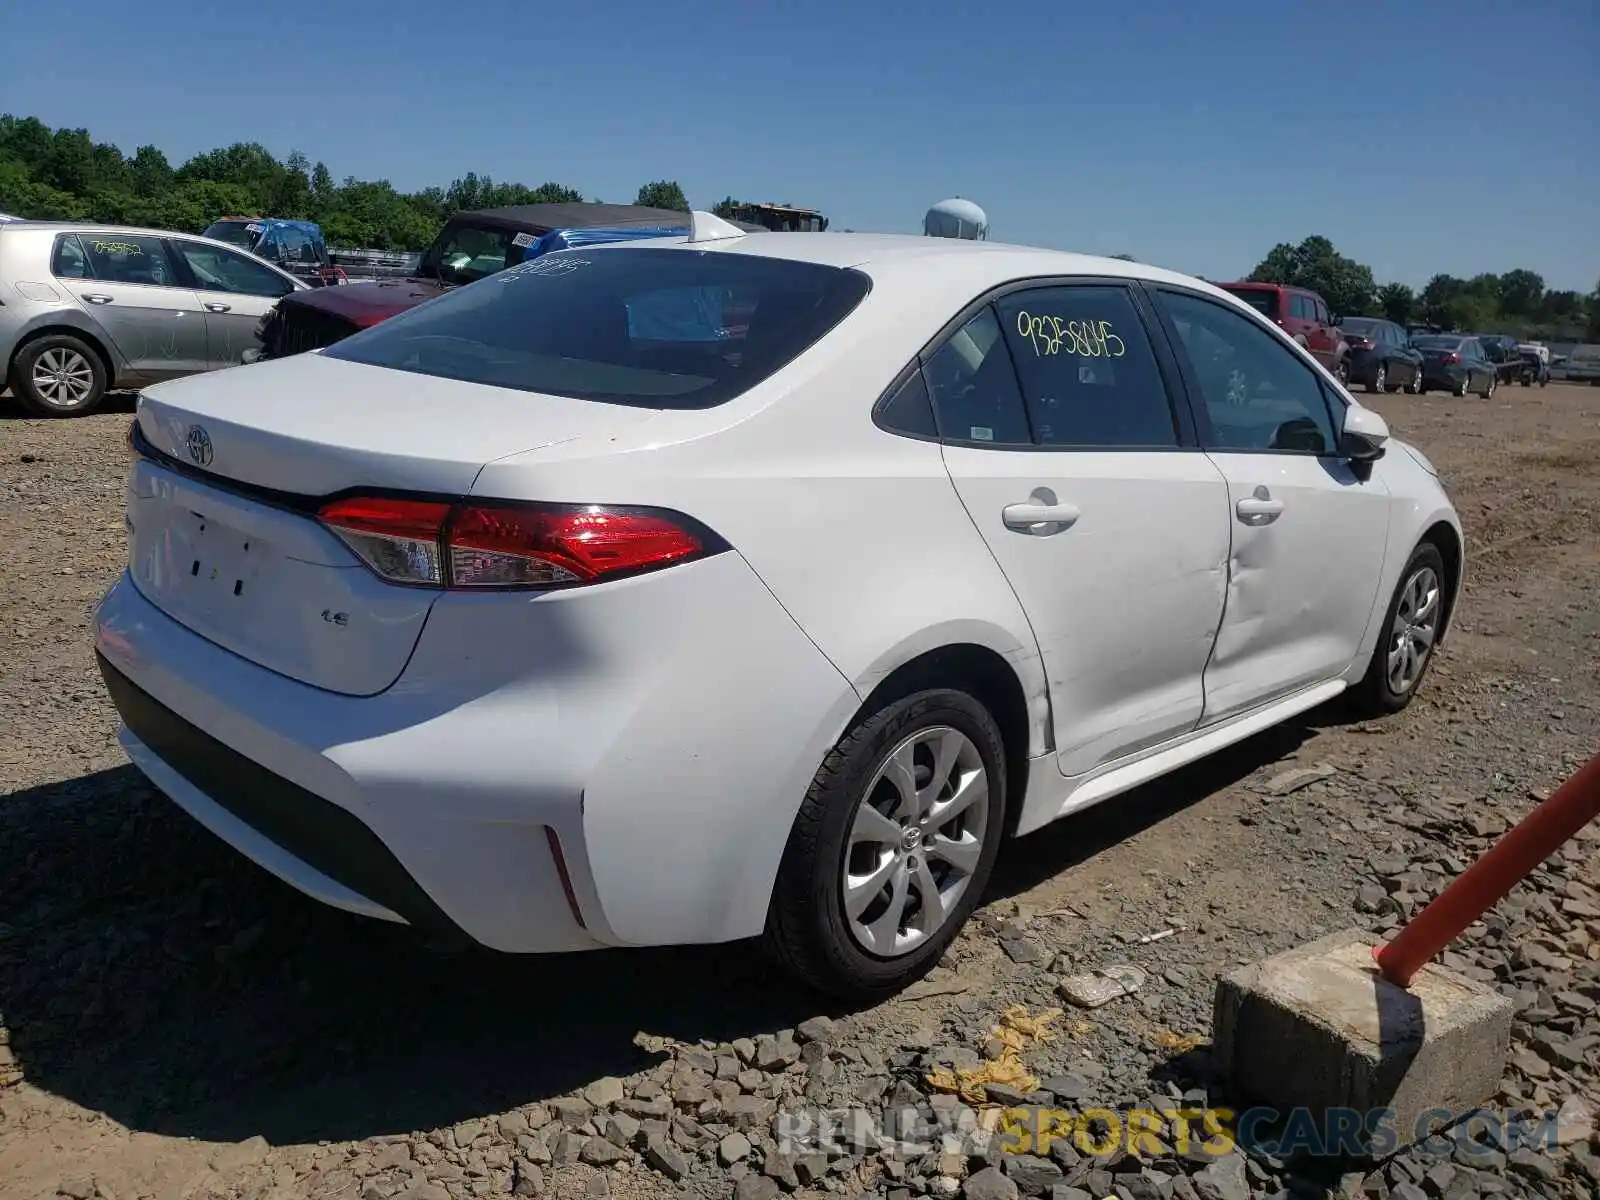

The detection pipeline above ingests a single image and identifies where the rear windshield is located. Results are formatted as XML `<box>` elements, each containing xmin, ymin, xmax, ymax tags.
<box><xmin>203</xmin><ymin>220</ymin><xmax>260</xmax><ymax>250</ymax></box>
<box><xmin>1412</xmin><ymin>336</ymin><xmax>1461</xmax><ymax>350</ymax></box>
<box><xmin>1341</xmin><ymin>318</ymin><xmax>1382</xmax><ymax>337</ymax></box>
<box><xmin>1220</xmin><ymin>286</ymin><xmax>1277</xmax><ymax>317</ymax></box>
<box><xmin>322</xmin><ymin>247</ymin><xmax>873</xmax><ymax>408</ymax></box>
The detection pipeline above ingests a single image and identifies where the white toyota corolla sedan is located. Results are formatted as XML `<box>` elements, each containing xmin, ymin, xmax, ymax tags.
<box><xmin>94</xmin><ymin>213</ymin><xmax>1462</xmax><ymax>999</ymax></box>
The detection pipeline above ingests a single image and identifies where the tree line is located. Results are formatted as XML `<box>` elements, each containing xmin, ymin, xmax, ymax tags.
<box><xmin>1245</xmin><ymin>235</ymin><xmax>1599</xmax><ymax>342</ymax></box>
<box><xmin>3</xmin><ymin>114</ymin><xmax>1595</xmax><ymax>340</ymax></box>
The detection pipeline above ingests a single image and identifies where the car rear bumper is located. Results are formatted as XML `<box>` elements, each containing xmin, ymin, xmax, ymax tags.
<box><xmin>93</xmin><ymin>553</ymin><xmax>859</xmax><ymax>954</ymax></box>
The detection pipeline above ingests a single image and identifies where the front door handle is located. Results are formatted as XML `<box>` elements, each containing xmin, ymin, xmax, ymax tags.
<box><xmin>83</xmin><ymin>293</ymin><xmax>113</xmax><ymax>305</ymax></box>
<box><xmin>1236</xmin><ymin>491</ymin><xmax>1285</xmax><ymax>525</ymax></box>
<box><xmin>204</xmin><ymin>302</ymin><xmax>232</xmax><ymax>313</ymax></box>
<box><xmin>1002</xmin><ymin>501</ymin><xmax>1080</xmax><ymax>534</ymax></box>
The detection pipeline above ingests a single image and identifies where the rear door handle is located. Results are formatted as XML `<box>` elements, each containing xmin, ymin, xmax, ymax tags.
<box><xmin>204</xmin><ymin>302</ymin><xmax>232</xmax><ymax>313</ymax></box>
<box><xmin>1236</xmin><ymin>495</ymin><xmax>1285</xmax><ymax>525</ymax></box>
<box><xmin>1002</xmin><ymin>502</ymin><xmax>1080</xmax><ymax>534</ymax></box>
<box><xmin>83</xmin><ymin>294</ymin><xmax>114</xmax><ymax>305</ymax></box>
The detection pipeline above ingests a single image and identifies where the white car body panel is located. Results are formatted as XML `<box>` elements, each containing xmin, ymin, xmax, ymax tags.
<box><xmin>94</xmin><ymin>228</ymin><xmax>1464</xmax><ymax>957</ymax></box>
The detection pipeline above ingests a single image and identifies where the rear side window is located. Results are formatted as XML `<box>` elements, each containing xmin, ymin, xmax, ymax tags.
<box><xmin>1223</xmin><ymin>287</ymin><xmax>1277</xmax><ymax>318</ymax></box>
<box><xmin>994</xmin><ymin>285</ymin><xmax>1177</xmax><ymax>448</ymax></box>
<box><xmin>921</xmin><ymin>307</ymin><xmax>1031</xmax><ymax>445</ymax></box>
<box><xmin>52</xmin><ymin>234</ymin><xmax>89</xmax><ymax>278</ymax></box>
<box><xmin>324</xmin><ymin>248</ymin><xmax>871</xmax><ymax>409</ymax></box>
<box><xmin>80</xmin><ymin>234</ymin><xmax>178</xmax><ymax>287</ymax></box>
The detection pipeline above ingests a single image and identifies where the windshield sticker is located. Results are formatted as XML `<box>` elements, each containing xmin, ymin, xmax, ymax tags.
<box><xmin>1015</xmin><ymin>312</ymin><xmax>1127</xmax><ymax>359</ymax></box>
<box><xmin>89</xmin><ymin>240</ymin><xmax>144</xmax><ymax>257</ymax></box>
<box><xmin>498</xmin><ymin>255</ymin><xmax>593</xmax><ymax>283</ymax></box>
<box><xmin>970</xmin><ymin>426</ymin><xmax>994</xmax><ymax>441</ymax></box>
<box><xmin>245</xmin><ymin>223</ymin><xmax>264</xmax><ymax>234</ymax></box>
<box><xmin>511</xmin><ymin>231</ymin><xmax>537</xmax><ymax>248</ymax></box>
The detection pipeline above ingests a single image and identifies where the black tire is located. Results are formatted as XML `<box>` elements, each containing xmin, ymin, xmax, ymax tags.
<box><xmin>764</xmin><ymin>688</ymin><xmax>1008</xmax><ymax>1001</ymax></box>
<box><xmin>9</xmin><ymin>333</ymin><xmax>108</xmax><ymax>417</ymax></box>
<box><xmin>1452</xmin><ymin>377</ymin><xmax>1468</xmax><ymax>397</ymax></box>
<box><xmin>1347</xmin><ymin>541</ymin><xmax>1447</xmax><ymax>718</ymax></box>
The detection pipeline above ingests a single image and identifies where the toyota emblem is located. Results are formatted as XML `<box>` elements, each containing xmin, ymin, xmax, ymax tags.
<box><xmin>185</xmin><ymin>424</ymin><xmax>213</xmax><ymax>467</ymax></box>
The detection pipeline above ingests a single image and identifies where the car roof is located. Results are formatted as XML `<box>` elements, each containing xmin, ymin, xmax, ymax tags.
<box><xmin>597</xmin><ymin>229</ymin><xmax>1246</xmax><ymax>304</ymax></box>
<box><xmin>458</xmin><ymin>202</ymin><xmax>692</xmax><ymax>233</ymax></box>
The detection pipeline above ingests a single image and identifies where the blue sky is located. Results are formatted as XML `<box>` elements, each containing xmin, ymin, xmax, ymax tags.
<box><xmin>6</xmin><ymin>0</ymin><xmax>1597</xmax><ymax>291</ymax></box>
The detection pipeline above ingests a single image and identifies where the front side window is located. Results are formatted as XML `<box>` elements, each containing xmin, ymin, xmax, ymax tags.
<box><xmin>993</xmin><ymin>285</ymin><xmax>1176</xmax><ymax>447</ymax></box>
<box><xmin>1156</xmin><ymin>289</ymin><xmax>1338</xmax><ymax>455</ymax></box>
<box><xmin>921</xmin><ymin>307</ymin><xmax>1031</xmax><ymax>445</ymax></box>
<box><xmin>1313</xmin><ymin>297</ymin><xmax>1330</xmax><ymax>323</ymax></box>
<box><xmin>323</xmin><ymin>247</ymin><xmax>871</xmax><ymax>409</ymax></box>
<box><xmin>79</xmin><ymin>233</ymin><xmax>178</xmax><ymax>287</ymax></box>
<box><xmin>174</xmin><ymin>241</ymin><xmax>294</xmax><ymax>297</ymax></box>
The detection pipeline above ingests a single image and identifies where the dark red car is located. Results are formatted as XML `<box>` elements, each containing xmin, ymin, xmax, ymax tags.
<box><xmin>1215</xmin><ymin>282</ymin><xmax>1351</xmax><ymax>382</ymax></box>
<box><xmin>253</xmin><ymin>202</ymin><xmax>693</xmax><ymax>360</ymax></box>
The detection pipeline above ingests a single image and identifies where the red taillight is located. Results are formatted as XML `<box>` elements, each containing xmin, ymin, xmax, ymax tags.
<box><xmin>315</xmin><ymin>496</ymin><xmax>709</xmax><ymax>590</ymax></box>
<box><xmin>1348</xmin><ymin>337</ymin><xmax>1373</xmax><ymax>350</ymax></box>
<box><xmin>1443</xmin><ymin>353</ymin><xmax>1461</xmax><ymax>364</ymax></box>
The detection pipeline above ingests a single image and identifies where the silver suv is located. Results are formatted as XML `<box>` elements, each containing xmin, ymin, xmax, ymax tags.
<box><xmin>0</xmin><ymin>222</ymin><xmax>307</xmax><ymax>417</ymax></box>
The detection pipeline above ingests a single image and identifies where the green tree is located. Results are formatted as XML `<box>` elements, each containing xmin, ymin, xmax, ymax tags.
<box><xmin>635</xmin><ymin>179</ymin><xmax>689</xmax><ymax>211</ymax></box>
<box><xmin>1247</xmin><ymin>235</ymin><xmax>1378</xmax><ymax>317</ymax></box>
<box><xmin>1378</xmin><ymin>283</ymin><xmax>1415</xmax><ymax>325</ymax></box>
<box><xmin>1496</xmin><ymin>269</ymin><xmax>1545</xmax><ymax>318</ymax></box>
<box><xmin>712</xmin><ymin>195</ymin><xmax>741</xmax><ymax>219</ymax></box>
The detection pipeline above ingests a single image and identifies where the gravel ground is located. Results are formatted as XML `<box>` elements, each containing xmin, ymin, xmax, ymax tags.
<box><xmin>0</xmin><ymin>383</ymin><xmax>1596</xmax><ymax>1200</ymax></box>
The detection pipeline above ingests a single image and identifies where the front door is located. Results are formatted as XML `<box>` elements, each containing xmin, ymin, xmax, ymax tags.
<box><xmin>930</xmin><ymin>283</ymin><xmax>1231</xmax><ymax>778</ymax></box>
<box><xmin>1148</xmin><ymin>286</ymin><xmax>1392</xmax><ymax>722</ymax></box>
<box><xmin>167</xmin><ymin>238</ymin><xmax>298</xmax><ymax>367</ymax></box>
<box><xmin>53</xmin><ymin>232</ymin><xmax>209</xmax><ymax>377</ymax></box>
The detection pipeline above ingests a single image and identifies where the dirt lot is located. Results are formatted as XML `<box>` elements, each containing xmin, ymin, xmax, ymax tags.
<box><xmin>1</xmin><ymin>384</ymin><xmax>1597</xmax><ymax>1200</ymax></box>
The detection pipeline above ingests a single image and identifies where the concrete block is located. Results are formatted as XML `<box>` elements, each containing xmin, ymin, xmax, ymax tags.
<box><xmin>1212</xmin><ymin>926</ymin><xmax>1514</xmax><ymax>1154</ymax></box>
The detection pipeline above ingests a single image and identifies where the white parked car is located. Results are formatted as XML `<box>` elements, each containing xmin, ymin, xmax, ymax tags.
<box><xmin>95</xmin><ymin>213</ymin><xmax>1463</xmax><ymax>999</ymax></box>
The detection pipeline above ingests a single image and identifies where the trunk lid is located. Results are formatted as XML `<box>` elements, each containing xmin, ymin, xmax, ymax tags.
<box><xmin>128</xmin><ymin>353</ymin><xmax>663</xmax><ymax>695</ymax></box>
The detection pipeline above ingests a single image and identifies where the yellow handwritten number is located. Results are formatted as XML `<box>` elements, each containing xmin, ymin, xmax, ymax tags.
<box><xmin>1015</xmin><ymin>312</ymin><xmax>1126</xmax><ymax>358</ymax></box>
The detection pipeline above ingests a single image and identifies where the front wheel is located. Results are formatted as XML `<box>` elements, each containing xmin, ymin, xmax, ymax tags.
<box><xmin>1347</xmin><ymin>542</ymin><xmax>1446</xmax><ymax>717</ymax></box>
<box><xmin>765</xmin><ymin>688</ymin><xmax>1008</xmax><ymax>1001</ymax></box>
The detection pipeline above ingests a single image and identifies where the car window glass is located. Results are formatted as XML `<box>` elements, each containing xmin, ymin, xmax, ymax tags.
<box><xmin>993</xmin><ymin>285</ymin><xmax>1176</xmax><ymax>447</ymax></box>
<box><xmin>1314</xmin><ymin>298</ymin><xmax>1329</xmax><ymax>323</ymax></box>
<box><xmin>323</xmin><ymin>247</ymin><xmax>871</xmax><ymax>409</ymax></box>
<box><xmin>922</xmin><ymin>306</ymin><xmax>1031</xmax><ymax>444</ymax></box>
<box><xmin>79</xmin><ymin>234</ymin><xmax>177</xmax><ymax>287</ymax></box>
<box><xmin>875</xmin><ymin>367</ymin><xmax>938</xmax><ymax>438</ymax></box>
<box><xmin>1157</xmin><ymin>289</ymin><xmax>1337</xmax><ymax>455</ymax></box>
<box><xmin>175</xmin><ymin>242</ymin><xmax>293</xmax><ymax>297</ymax></box>
<box><xmin>52</xmin><ymin>234</ymin><xmax>90</xmax><ymax>278</ymax></box>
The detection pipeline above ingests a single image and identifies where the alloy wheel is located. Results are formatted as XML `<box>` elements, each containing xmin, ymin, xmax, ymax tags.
<box><xmin>31</xmin><ymin>347</ymin><xmax>95</xmax><ymax>408</ymax></box>
<box><xmin>1387</xmin><ymin>566</ymin><xmax>1440</xmax><ymax>695</ymax></box>
<box><xmin>1374</xmin><ymin>364</ymin><xmax>1386</xmax><ymax>392</ymax></box>
<box><xmin>843</xmin><ymin>726</ymin><xmax>990</xmax><ymax>957</ymax></box>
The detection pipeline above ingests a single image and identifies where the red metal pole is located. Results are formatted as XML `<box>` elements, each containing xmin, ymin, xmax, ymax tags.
<box><xmin>1374</xmin><ymin>750</ymin><xmax>1600</xmax><ymax>987</ymax></box>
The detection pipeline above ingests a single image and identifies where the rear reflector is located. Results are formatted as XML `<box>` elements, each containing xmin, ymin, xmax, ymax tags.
<box><xmin>316</xmin><ymin>496</ymin><xmax>713</xmax><ymax>590</ymax></box>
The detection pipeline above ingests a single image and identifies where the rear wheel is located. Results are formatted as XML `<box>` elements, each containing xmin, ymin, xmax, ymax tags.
<box><xmin>1348</xmin><ymin>542</ymin><xmax>1446</xmax><ymax>717</ymax></box>
<box><xmin>1369</xmin><ymin>364</ymin><xmax>1387</xmax><ymax>394</ymax></box>
<box><xmin>1483</xmin><ymin>374</ymin><xmax>1497</xmax><ymax>400</ymax></box>
<box><xmin>10</xmin><ymin>333</ymin><xmax>108</xmax><ymax>417</ymax></box>
<box><xmin>765</xmin><ymin>688</ymin><xmax>1007</xmax><ymax>1001</ymax></box>
<box><xmin>1452</xmin><ymin>376</ymin><xmax>1468</xmax><ymax>397</ymax></box>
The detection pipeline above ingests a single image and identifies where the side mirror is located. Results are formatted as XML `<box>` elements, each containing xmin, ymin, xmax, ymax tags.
<box><xmin>1340</xmin><ymin>404</ymin><xmax>1389</xmax><ymax>461</ymax></box>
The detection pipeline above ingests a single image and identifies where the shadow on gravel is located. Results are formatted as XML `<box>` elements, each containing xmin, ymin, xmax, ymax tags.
<box><xmin>0</xmin><ymin>711</ymin><xmax>1335</xmax><ymax>1147</ymax></box>
<box><xmin>0</xmin><ymin>390</ymin><xmax>138</xmax><ymax>419</ymax></box>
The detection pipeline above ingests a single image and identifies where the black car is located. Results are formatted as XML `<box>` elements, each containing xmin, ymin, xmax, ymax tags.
<box><xmin>1338</xmin><ymin>317</ymin><xmax>1424</xmax><ymax>394</ymax></box>
<box><xmin>1474</xmin><ymin>334</ymin><xmax>1526</xmax><ymax>384</ymax></box>
<box><xmin>1411</xmin><ymin>334</ymin><xmax>1498</xmax><ymax>398</ymax></box>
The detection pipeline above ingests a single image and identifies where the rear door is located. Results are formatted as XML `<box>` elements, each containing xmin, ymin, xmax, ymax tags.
<box><xmin>167</xmin><ymin>238</ymin><xmax>299</xmax><ymax>367</ymax></box>
<box><xmin>1305</xmin><ymin>293</ymin><xmax>1340</xmax><ymax>369</ymax></box>
<box><xmin>53</xmin><ymin>232</ymin><xmax>210</xmax><ymax>377</ymax></box>
<box><xmin>1147</xmin><ymin>285</ymin><xmax>1391</xmax><ymax>722</ymax></box>
<box><xmin>932</xmin><ymin>281</ymin><xmax>1232</xmax><ymax>778</ymax></box>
